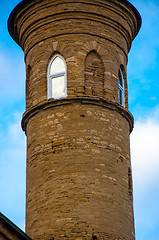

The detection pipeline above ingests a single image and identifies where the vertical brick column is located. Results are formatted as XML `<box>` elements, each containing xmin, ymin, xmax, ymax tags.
<box><xmin>8</xmin><ymin>1</ymin><xmax>141</xmax><ymax>239</ymax></box>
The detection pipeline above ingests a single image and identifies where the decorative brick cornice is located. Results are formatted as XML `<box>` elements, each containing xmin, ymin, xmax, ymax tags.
<box><xmin>8</xmin><ymin>0</ymin><xmax>141</xmax><ymax>55</ymax></box>
<box><xmin>22</xmin><ymin>97</ymin><xmax>134</xmax><ymax>133</ymax></box>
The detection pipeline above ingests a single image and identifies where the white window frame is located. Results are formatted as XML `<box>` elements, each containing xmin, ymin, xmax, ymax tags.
<box><xmin>118</xmin><ymin>67</ymin><xmax>125</xmax><ymax>107</ymax></box>
<box><xmin>47</xmin><ymin>54</ymin><xmax>67</xmax><ymax>99</ymax></box>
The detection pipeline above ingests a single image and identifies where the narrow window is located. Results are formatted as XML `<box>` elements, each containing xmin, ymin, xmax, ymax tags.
<box><xmin>118</xmin><ymin>67</ymin><xmax>124</xmax><ymax>106</ymax></box>
<box><xmin>128</xmin><ymin>167</ymin><xmax>132</xmax><ymax>198</ymax></box>
<box><xmin>26</xmin><ymin>65</ymin><xmax>31</xmax><ymax>108</ymax></box>
<box><xmin>48</xmin><ymin>55</ymin><xmax>67</xmax><ymax>99</ymax></box>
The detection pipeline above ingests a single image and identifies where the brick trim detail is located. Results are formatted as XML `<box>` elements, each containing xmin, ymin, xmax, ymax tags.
<box><xmin>21</xmin><ymin>97</ymin><xmax>134</xmax><ymax>133</ymax></box>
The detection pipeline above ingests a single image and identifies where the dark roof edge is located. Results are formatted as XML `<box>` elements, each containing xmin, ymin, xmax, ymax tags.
<box><xmin>0</xmin><ymin>212</ymin><xmax>33</xmax><ymax>240</ymax></box>
<box><xmin>8</xmin><ymin>0</ymin><xmax>141</xmax><ymax>47</ymax></box>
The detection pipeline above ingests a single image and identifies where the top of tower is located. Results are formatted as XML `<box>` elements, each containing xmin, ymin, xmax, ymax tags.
<box><xmin>8</xmin><ymin>0</ymin><xmax>141</xmax><ymax>48</ymax></box>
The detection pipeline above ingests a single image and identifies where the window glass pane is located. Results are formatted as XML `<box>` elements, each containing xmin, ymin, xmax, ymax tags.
<box><xmin>118</xmin><ymin>67</ymin><xmax>125</xmax><ymax>106</ymax></box>
<box><xmin>52</xmin><ymin>75</ymin><xmax>65</xmax><ymax>99</ymax></box>
<box><xmin>118</xmin><ymin>70</ymin><xmax>123</xmax><ymax>87</ymax></box>
<box><xmin>119</xmin><ymin>89</ymin><xmax>122</xmax><ymax>104</ymax></box>
<box><xmin>118</xmin><ymin>89</ymin><xmax>121</xmax><ymax>104</ymax></box>
<box><xmin>50</xmin><ymin>56</ymin><xmax>65</xmax><ymax>75</ymax></box>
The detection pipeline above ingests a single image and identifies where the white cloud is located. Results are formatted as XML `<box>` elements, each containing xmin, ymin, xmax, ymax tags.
<box><xmin>130</xmin><ymin>107</ymin><xmax>159</xmax><ymax>239</ymax></box>
<box><xmin>0</xmin><ymin>112</ymin><xmax>26</xmax><ymax>230</ymax></box>
<box><xmin>131</xmin><ymin>108</ymin><xmax>159</xmax><ymax>191</ymax></box>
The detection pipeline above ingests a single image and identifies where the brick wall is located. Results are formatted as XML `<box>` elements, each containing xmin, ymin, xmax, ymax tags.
<box><xmin>24</xmin><ymin>100</ymin><xmax>134</xmax><ymax>239</ymax></box>
<box><xmin>8</xmin><ymin>0</ymin><xmax>141</xmax><ymax>239</ymax></box>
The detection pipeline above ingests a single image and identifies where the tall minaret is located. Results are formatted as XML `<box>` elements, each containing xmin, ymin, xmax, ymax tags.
<box><xmin>8</xmin><ymin>0</ymin><xmax>141</xmax><ymax>239</ymax></box>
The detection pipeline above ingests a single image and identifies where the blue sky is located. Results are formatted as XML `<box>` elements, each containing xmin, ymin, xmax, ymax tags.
<box><xmin>0</xmin><ymin>1</ymin><xmax>159</xmax><ymax>239</ymax></box>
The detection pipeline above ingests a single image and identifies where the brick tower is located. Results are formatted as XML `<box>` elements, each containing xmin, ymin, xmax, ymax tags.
<box><xmin>8</xmin><ymin>0</ymin><xmax>141</xmax><ymax>239</ymax></box>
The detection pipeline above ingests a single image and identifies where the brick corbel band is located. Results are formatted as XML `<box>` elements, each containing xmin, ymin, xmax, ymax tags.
<box><xmin>22</xmin><ymin>97</ymin><xmax>134</xmax><ymax>134</ymax></box>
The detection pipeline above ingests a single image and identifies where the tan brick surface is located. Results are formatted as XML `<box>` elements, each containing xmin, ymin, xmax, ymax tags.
<box><xmin>8</xmin><ymin>0</ymin><xmax>141</xmax><ymax>239</ymax></box>
<box><xmin>25</xmin><ymin>102</ymin><xmax>134</xmax><ymax>239</ymax></box>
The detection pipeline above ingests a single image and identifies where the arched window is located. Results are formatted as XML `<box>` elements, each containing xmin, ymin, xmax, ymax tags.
<box><xmin>48</xmin><ymin>55</ymin><xmax>67</xmax><ymax>99</ymax></box>
<box><xmin>84</xmin><ymin>50</ymin><xmax>104</xmax><ymax>97</ymax></box>
<box><xmin>118</xmin><ymin>67</ymin><xmax>125</xmax><ymax>106</ymax></box>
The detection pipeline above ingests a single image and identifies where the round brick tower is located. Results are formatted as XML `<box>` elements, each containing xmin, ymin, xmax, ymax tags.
<box><xmin>8</xmin><ymin>0</ymin><xmax>141</xmax><ymax>239</ymax></box>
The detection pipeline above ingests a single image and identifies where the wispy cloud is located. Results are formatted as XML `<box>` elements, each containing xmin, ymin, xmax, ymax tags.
<box><xmin>129</xmin><ymin>0</ymin><xmax>159</xmax><ymax>73</ymax></box>
<box><xmin>0</xmin><ymin>49</ymin><xmax>25</xmax><ymax>101</ymax></box>
<box><xmin>131</xmin><ymin>112</ymin><xmax>159</xmax><ymax>189</ymax></box>
<box><xmin>128</xmin><ymin>0</ymin><xmax>159</xmax><ymax>117</ymax></box>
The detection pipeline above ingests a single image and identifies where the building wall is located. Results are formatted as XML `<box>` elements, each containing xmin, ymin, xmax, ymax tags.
<box><xmin>25</xmin><ymin>38</ymin><xmax>128</xmax><ymax>110</ymax></box>
<box><xmin>8</xmin><ymin>0</ymin><xmax>141</xmax><ymax>239</ymax></box>
<box><xmin>25</xmin><ymin>101</ymin><xmax>134</xmax><ymax>239</ymax></box>
<box><xmin>0</xmin><ymin>223</ymin><xmax>22</xmax><ymax>240</ymax></box>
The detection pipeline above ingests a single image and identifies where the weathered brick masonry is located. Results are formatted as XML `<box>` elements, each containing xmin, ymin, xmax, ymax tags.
<box><xmin>8</xmin><ymin>0</ymin><xmax>141</xmax><ymax>239</ymax></box>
